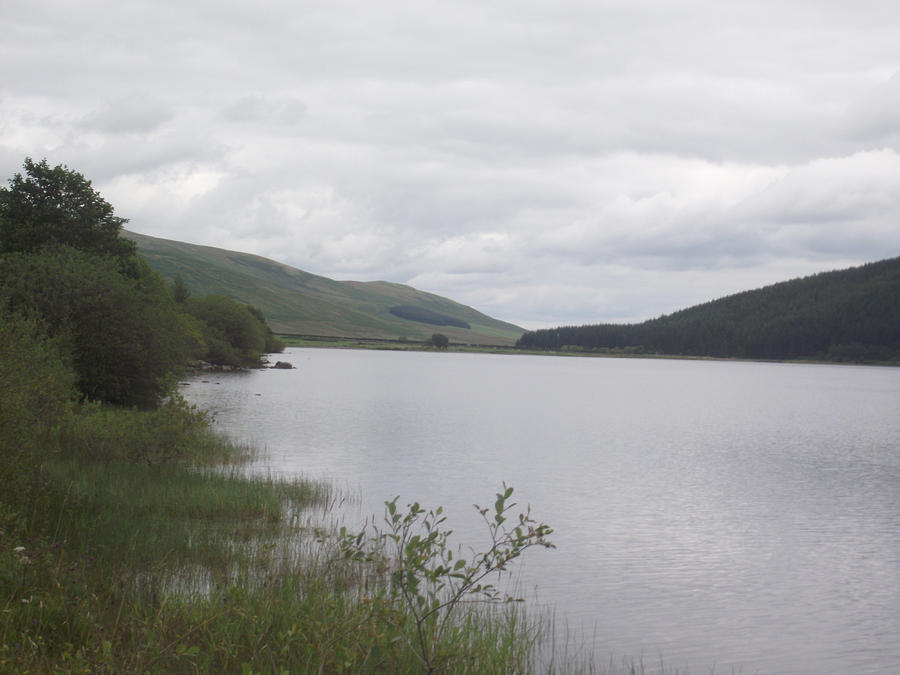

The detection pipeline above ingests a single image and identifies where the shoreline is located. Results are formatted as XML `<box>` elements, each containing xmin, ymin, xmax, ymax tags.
<box><xmin>277</xmin><ymin>334</ymin><xmax>900</xmax><ymax>367</ymax></box>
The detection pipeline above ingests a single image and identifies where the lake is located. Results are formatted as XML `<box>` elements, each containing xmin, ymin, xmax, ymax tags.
<box><xmin>181</xmin><ymin>348</ymin><xmax>900</xmax><ymax>674</ymax></box>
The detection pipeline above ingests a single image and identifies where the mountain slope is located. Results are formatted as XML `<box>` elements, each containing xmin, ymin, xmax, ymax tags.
<box><xmin>518</xmin><ymin>256</ymin><xmax>900</xmax><ymax>362</ymax></box>
<box><xmin>126</xmin><ymin>231</ymin><xmax>523</xmax><ymax>345</ymax></box>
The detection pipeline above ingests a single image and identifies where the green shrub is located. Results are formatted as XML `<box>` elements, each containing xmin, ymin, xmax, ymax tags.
<box><xmin>425</xmin><ymin>332</ymin><xmax>450</xmax><ymax>349</ymax></box>
<box><xmin>0</xmin><ymin>247</ymin><xmax>191</xmax><ymax>408</ymax></box>
<box><xmin>247</xmin><ymin>303</ymin><xmax>285</xmax><ymax>354</ymax></box>
<box><xmin>0</xmin><ymin>311</ymin><xmax>75</xmax><ymax>444</ymax></box>
<box><xmin>185</xmin><ymin>295</ymin><xmax>274</xmax><ymax>367</ymax></box>
<box><xmin>59</xmin><ymin>396</ymin><xmax>215</xmax><ymax>465</ymax></box>
<box><xmin>0</xmin><ymin>311</ymin><xmax>75</xmax><ymax>523</ymax></box>
<box><xmin>340</xmin><ymin>484</ymin><xmax>554</xmax><ymax>673</ymax></box>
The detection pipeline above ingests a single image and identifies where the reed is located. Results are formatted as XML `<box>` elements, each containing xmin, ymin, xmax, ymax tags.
<box><xmin>1</xmin><ymin>387</ymin><xmax>550</xmax><ymax>672</ymax></box>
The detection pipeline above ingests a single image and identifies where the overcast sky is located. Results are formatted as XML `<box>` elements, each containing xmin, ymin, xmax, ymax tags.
<box><xmin>4</xmin><ymin>1</ymin><xmax>900</xmax><ymax>328</ymax></box>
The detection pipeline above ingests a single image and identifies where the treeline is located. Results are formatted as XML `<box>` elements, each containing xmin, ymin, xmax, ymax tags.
<box><xmin>0</xmin><ymin>158</ymin><xmax>283</xmax><ymax>409</ymax></box>
<box><xmin>518</xmin><ymin>257</ymin><xmax>900</xmax><ymax>363</ymax></box>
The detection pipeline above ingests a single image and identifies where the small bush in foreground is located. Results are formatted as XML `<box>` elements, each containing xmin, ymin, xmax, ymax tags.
<box><xmin>340</xmin><ymin>484</ymin><xmax>555</xmax><ymax>673</ymax></box>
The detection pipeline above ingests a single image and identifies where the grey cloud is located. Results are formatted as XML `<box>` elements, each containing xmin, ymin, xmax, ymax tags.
<box><xmin>841</xmin><ymin>71</ymin><xmax>900</xmax><ymax>145</ymax></box>
<box><xmin>65</xmin><ymin>133</ymin><xmax>228</xmax><ymax>184</ymax></box>
<box><xmin>5</xmin><ymin>0</ymin><xmax>900</xmax><ymax>327</ymax></box>
<box><xmin>78</xmin><ymin>97</ymin><xmax>175</xmax><ymax>135</ymax></box>
<box><xmin>738</xmin><ymin>150</ymin><xmax>900</xmax><ymax>228</ymax></box>
<box><xmin>222</xmin><ymin>96</ymin><xmax>308</xmax><ymax>126</ymax></box>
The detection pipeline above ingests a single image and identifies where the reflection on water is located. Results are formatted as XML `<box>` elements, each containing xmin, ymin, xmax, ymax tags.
<box><xmin>183</xmin><ymin>349</ymin><xmax>900</xmax><ymax>674</ymax></box>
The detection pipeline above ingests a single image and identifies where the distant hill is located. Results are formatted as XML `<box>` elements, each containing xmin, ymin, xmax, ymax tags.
<box><xmin>126</xmin><ymin>231</ymin><xmax>524</xmax><ymax>345</ymax></box>
<box><xmin>518</xmin><ymin>257</ymin><xmax>900</xmax><ymax>362</ymax></box>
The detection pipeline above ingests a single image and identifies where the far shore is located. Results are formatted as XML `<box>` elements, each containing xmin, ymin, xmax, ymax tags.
<box><xmin>276</xmin><ymin>334</ymin><xmax>900</xmax><ymax>367</ymax></box>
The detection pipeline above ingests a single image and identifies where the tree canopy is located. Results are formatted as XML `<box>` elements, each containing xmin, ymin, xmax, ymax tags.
<box><xmin>0</xmin><ymin>158</ymin><xmax>135</xmax><ymax>263</ymax></box>
<box><xmin>0</xmin><ymin>246</ymin><xmax>191</xmax><ymax>408</ymax></box>
<box><xmin>427</xmin><ymin>333</ymin><xmax>450</xmax><ymax>349</ymax></box>
<box><xmin>0</xmin><ymin>158</ymin><xmax>283</xmax><ymax>408</ymax></box>
<box><xmin>185</xmin><ymin>295</ymin><xmax>271</xmax><ymax>367</ymax></box>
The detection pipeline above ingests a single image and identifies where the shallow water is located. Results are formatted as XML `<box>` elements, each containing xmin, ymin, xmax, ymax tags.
<box><xmin>183</xmin><ymin>349</ymin><xmax>900</xmax><ymax>674</ymax></box>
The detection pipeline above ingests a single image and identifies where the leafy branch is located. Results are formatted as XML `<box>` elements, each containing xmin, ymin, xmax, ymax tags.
<box><xmin>339</xmin><ymin>483</ymin><xmax>554</xmax><ymax>672</ymax></box>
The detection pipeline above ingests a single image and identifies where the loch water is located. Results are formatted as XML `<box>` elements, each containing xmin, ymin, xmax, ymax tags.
<box><xmin>182</xmin><ymin>348</ymin><xmax>900</xmax><ymax>674</ymax></box>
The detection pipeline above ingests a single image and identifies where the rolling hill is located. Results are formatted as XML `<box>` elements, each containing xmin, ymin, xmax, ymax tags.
<box><xmin>518</xmin><ymin>256</ymin><xmax>900</xmax><ymax>362</ymax></box>
<box><xmin>126</xmin><ymin>231</ymin><xmax>524</xmax><ymax>345</ymax></box>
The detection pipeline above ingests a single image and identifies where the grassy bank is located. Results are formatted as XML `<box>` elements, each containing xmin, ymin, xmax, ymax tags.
<box><xmin>1</xmin><ymin>408</ymin><xmax>552</xmax><ymax>673</ymax></box>
<box><xmin>0</xmin><ymin>316</ymin><xmax>552</xmax><ymax>673</ymax></box>
<box><xmin>0</xmin><ymin>420</ymin><xmax>537</xmax><ymax>672</ymax></box>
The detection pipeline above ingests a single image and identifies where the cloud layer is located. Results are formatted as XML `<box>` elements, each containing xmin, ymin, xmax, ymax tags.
<box><xmin>4</xmin><ymin>0</ymin><xmax>900</xmax><ymax>327</ymax></box>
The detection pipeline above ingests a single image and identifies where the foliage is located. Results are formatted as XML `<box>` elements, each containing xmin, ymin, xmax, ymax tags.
<box><xmin>390</xmin><ymin>305</ymin><xmax>472</xmax><ymax>329</ymax></box>
<box><xmin>0</xmin><ymin>246</ymin><xmax>191</xmax><ymax>408</ymax></box>
<box><xmin>518</xmin><ymin>256</ymin><xmax>900</xmax><ymax>362</ymax></box>
<box><xmin>0</xmin><ymin>312</ymin><xmax>75</xmax><ymax>518</ymax></box>
<box><xmin>340</xmin><ymin>484</ymin><xmax>554</xmax><ymax>673</ymax></box>
<box><xmin>0</xmin><ymin>158</ymin><xmax>135</xmax><ymax>265</ymax></box>
<box><xmin>60</xmin><ymin>396</ymin><xmax>214</xmax><ymax>465</ymax></box>
<box><xmin>426</xmin><ymin>333</ymin><xmax>450</xmax><ymax>349</ymax></box>
<box><xmin>0</xmin><ymin>155</ymin><xmax>284</xmax><ymax>399</ymax></box>
<box><xmin>0</xmin><ymin>159</ymin><xmax>199</xmax><ymax>407</ymax></box>
<box><xmin>246</xmin><ymin>303</ymin><xmax>285</xmax><ymax>353</ymax></box>
<box><xmin>184</xmin><ymin>295</ymin><xmax>282</xmax><ymax>367</ymax></box>
<box><xmin>0</xmin><ymin>311</ymin><xmax>75</xmax><ymax>440</ymax></box>
<box><xmin>171</xmin><ymin>272</ymin><xmax>190</xmax><ymax>303</ymax></box>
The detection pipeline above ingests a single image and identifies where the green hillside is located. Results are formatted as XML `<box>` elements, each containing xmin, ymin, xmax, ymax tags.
<box><xmin>518</xmin><ymin>256</ymin><xmax>900</xmax><ymax>363</ymax></box>
<box><xmin>126</xmin><ymin>231</ymin><xmax>523</xmax><ymax>345</ymax></box>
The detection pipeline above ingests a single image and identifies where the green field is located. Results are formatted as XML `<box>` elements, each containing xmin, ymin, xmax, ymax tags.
<box><xmin>127</xmin><ymin>231</ymin><xmax>524</xmax><ymax>346</ymax></box>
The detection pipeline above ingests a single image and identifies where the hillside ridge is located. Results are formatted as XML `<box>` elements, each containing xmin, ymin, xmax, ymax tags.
<box><xmin>518</xmin><ymin>256</ymin><xmax>900</xmax><ymax>362</ymax></box>
<box><xmin>125</xmin><ymin>231</ymin><xmax>524</xmax><ymax>345</ymax></box>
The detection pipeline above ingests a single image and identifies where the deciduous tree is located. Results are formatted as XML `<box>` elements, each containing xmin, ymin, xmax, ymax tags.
<box><xmin>428</xmin><ymin>333</ymin><xmax>450</xmax><ymax>349</ymax></box>
<box><xmin>0</xmin><ymin>246</ymin><xmax>191</xmax><ymax>408</ymax></box>
<box><xmin>0</xmin><ymin>158</ymin><xmax>135</xmax><ymax>264</ymax></box>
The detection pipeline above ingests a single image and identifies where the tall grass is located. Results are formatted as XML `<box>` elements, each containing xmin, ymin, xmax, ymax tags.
<box><xmin>1</xmin><ymin>442</ymin><xmax>546</xmax><ymax>672</ymax></box>
<box><xmin>1</xmin><ymin>312</ymin><xmax>551</xmax><ymax>673</ymax></box>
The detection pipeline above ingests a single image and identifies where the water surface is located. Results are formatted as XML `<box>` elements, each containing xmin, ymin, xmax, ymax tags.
<box><xmin>182</xmin><ymin>349</ymin><xmax>900</xmax><ymax>674</ymax></box>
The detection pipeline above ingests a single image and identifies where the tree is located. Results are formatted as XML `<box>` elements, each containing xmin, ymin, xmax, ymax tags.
<box><xmin>0</xmin><ymin>246</ymin><xmax>191</xmax><ymax>408</ymax></box>
<box><xmin>428</xmin><ymin>333</ymin><xmax>450</xmax><ymax>349</ymax></box>
<box><xmin>184</xmin><ymin>295</ymin><xmax>270</xmax><ymax>367</ymax></box>
<box><xmin>0</xmin><ymin>158</ymin><xmax>135</xmax><ymax>263</ymax></box>
<box><xmin>171</xmin><ymin>273</ymin><xmax>190</xmax><ymax>303</ymax></box>
<box><xmin>0</xmin><ymin>159</ymin><xmax>194</xmax><ymax>407</ymax></box>
<box><xmin>246</xmin><ymin>304</ymin><xmax>285</xmax><ymax>353</ymax></box>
